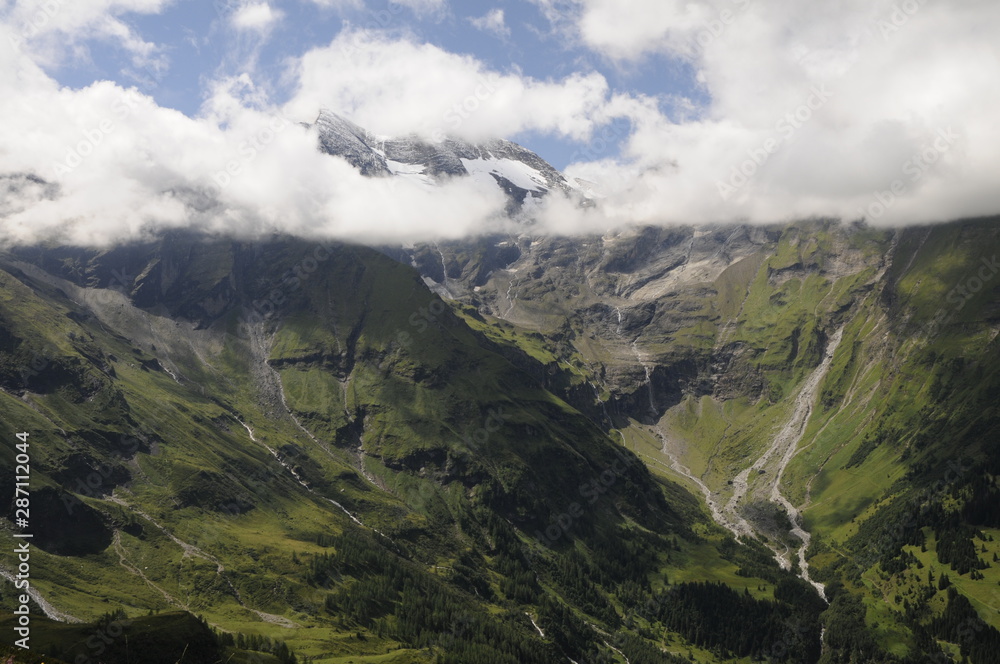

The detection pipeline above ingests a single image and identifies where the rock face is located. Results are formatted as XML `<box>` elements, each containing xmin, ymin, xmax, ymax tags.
<box><xmin>394</xmin><ymin>222</ymin><xmax>893</xmax><ymax>422</ymax></box>
<box><xmin>314</xmin><ymin>111</ymin><xmax>392</xmax><ymax>177</ymax></box>
<box><xmin>312</xmin><ymin>109</ymin><xmax>575</xmax><ymax>208</ymax></box>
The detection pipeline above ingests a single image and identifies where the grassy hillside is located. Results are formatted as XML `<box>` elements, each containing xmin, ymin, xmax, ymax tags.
<box><xmin>0</xmin><ymin>235</ymin><xmax>823</xmax><ymax>663</ymax></box>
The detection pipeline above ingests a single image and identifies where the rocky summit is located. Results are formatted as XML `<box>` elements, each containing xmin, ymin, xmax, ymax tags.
<box><xmin>314</xmin><ymin>110</ymin><xmax>578</xmax><ymax>210</ymax></box>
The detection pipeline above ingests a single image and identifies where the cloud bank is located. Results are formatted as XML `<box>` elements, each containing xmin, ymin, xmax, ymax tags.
<box><xmin>0</xmin><ymin>37</ymin><xmax>510</xmax><ymax>247</ymax></box>
<box><xmin>546</xmin><ymin>0</ymin><xmax>1000</xmax><ymax>229</ymax></box>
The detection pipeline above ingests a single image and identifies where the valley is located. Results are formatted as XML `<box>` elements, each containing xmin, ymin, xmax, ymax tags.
<box><xmin>1</xmin><ymin>219</ymin><xmax>999</xmax><ymax>663</ymax></box>
<box><xmin>423</xmin><ymin>218</ymin><xmax>1000</xmax><ymax>662</ymax></box>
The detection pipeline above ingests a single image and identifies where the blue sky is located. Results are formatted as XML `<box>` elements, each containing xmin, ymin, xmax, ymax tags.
<box><xmin>38</xmin><ymin>0</ymin><xmax>702</xmax><ymax>169</ymax></box>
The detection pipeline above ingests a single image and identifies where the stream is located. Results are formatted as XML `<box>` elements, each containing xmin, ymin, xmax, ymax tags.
<box><xmin>723</xmin><ymin>327</ymin><xmax>843</xmax><ymax>597</ymax></box>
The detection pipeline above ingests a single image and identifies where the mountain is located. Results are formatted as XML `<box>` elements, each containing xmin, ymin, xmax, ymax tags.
<box><xmin>0</xmin><ymin>234</ymin><xmax>828</xmax><ymax>663</ymax></box>
<box><xmin>2</xmin><ymin>119</ymin><xmax>1000</xmax><ymax>663</ymax></box>
<box><xmin>406</xmin><ymin>218</ymin><xmax>1000</xmax><ymax>663</ymax></box>
<box><xmin>313</xmin><ymin>110</ymin><xmax>577</xmax><ymax>212</ymax></box>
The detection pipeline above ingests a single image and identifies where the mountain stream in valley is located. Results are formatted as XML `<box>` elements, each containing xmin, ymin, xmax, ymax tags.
<box><xmin>722</xmin><ymin>327</ymin><xmax>843</xmax><ymax>597</ymax></box>
<box><xmin>619</xmin><ymin>306</ymin><xmax>842</xmax><ymax>598</ymax></box>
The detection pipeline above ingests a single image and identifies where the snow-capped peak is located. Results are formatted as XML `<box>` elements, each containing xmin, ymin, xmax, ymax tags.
<box><xmin>312</xmin><ymin>110</ymin><xmax>584</xmax><ymax>211</ymax></box>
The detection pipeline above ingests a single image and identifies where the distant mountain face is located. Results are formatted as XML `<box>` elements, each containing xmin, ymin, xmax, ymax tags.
<box><xmin>313</xmin><ymin>109</ymin><xmax>578</xmax><ymax>211</ymax></box>
<box><xmin>413</xmin><ymin>218</ymin><xmax>1000</xmax><ymax>663</ymax></box>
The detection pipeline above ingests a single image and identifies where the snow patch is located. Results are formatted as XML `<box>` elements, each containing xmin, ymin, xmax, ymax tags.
<box><xmin>386</xmin><ymin>159</ymin><xmax>436</xmax><ymax>187</ymax></box>
<box><xmin>460</xmin><ymin>157</ymin><xmax>550</xmax><ymax>192</ymax></box>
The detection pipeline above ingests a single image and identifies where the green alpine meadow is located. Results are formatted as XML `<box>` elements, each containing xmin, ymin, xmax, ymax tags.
<box><xmin>1</xmin><ymin>218</ymin><xmax>999</xmax><ymax>663</ymax></box>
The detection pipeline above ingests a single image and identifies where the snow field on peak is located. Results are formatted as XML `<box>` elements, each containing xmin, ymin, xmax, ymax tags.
<box><xmin>460</xmin><ymin>157</ymin><xmax>550</xmax><ymax>192</ymax></box>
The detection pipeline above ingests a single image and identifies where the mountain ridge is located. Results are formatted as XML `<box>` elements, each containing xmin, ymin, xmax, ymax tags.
<box><xmin>396</xmin><ymin>217</ymin><xmax>1000</xmax><ymax>662</ymax></box>
<box><xmin>313</xmin><ymin>109</ymin><xmax>580</xmax><ymax>211</ymax></box>
<box><xmin>3</xmin><ymin>156</ymin><xmax>1000</xmax><ymax>662</ymax></box>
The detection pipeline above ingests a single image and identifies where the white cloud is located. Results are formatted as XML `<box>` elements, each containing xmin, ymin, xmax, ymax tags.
<box><xmin>576</xmin><ymin>0</ymin><xmax>711</xmax><ymax>61</ymax></box>
<box><xmin>469</xmin><ymin>8</ymin><xmax>509</xmax><ymax>38</ymax></box>
<box><xmin>530</xmin><ymin>0</ymin><xmax>1000</xmax><ymax>227</ymax></box>
<box><xmin>284</xmin><ymin>31</ymin><xmax>612</xmax><ymax>142</ymax></box>
<box><xmin>231</xmin><ymin>2</ymin><xmax>282</xmax><ymax>33</ymax></box>
<box><xmin>0</xmin><ymin>24</ymin><xmax>511</xmax><ymax>247</ymax></box>
<box><xmin>3</xmin><ymin>0</ymin><xmax>171</xmax><ymax>68</ymax></box>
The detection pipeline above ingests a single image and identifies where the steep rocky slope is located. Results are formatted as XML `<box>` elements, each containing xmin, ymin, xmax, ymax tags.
<box><xmin>314</xmin><ymin>110</ymin><xmax>577</xmax><ymax>212</ymax></box>
<box><xmin>406</xmin><ymin>218</ymin><xmax>1000</xmax><ymax>663</ymax></box>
